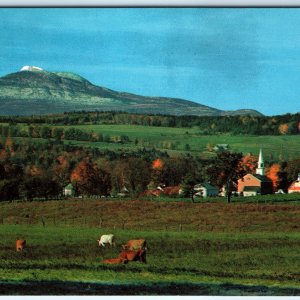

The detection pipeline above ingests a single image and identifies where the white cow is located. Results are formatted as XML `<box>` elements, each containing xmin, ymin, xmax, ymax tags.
<box><xmin>97</xmin><ymin>234</ymin><xmax>115</xmax><ymax>247</ymax></box>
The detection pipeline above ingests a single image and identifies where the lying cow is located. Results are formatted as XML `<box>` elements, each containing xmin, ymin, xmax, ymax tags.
<box><xmin>103</xmin><ymin>258</ymin><xmax>128</xmax><ymax>264</ymax></box>
<box><xmin>97</xmin><ymin>234</ymin><xmax>115</xmax><ymax>248</ymax></box>
<box><xmin>118</xmin><ymin>249</ymin><xmax>147</xmax><ymax>263</ymax></box>
<box><xmin>122</xmin><ymin>239</ymin><xmax>147</xmax><ymax>251</ymax></box>
<box><xmin>16</xmin><ymin>239</ymin><xmax>26</xmax><ymax>252</ymax></box>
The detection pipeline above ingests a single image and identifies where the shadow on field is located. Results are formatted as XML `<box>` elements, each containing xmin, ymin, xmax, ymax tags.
<box><xmin>1</xmin><ymin>280</ymin><xmax>300</xmax><ymax>296</ymax></box>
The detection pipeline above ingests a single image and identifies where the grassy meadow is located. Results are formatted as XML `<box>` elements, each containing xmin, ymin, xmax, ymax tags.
<box><xmin>8</xmin><ymin>123</ymin><xmax>300</xmax><ymax>159</ymax></box>
<box><xmin>1</xmin><ymin>197</ymin><xmax>300</xmax><ymax>295</ymax></box>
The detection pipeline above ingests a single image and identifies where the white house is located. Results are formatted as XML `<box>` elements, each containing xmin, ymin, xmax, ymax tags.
<box><xmin>63</xmin><ymin>183</ymin><xmax>75</xmax><ymax>197</ymax></box>
<box><xmin>194</xmin><ymin>183</ymin><xmax>219</xmax><ymax>197</ymax></box>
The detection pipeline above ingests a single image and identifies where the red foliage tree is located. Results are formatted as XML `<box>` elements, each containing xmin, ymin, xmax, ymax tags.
<box><xmin>240</xmin><ymin>153</ymin><xmax>258</xmax><ymax>174</ymax></box>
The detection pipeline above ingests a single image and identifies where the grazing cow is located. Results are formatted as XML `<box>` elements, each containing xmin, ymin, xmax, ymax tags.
<box><xmin>103</xmin><ymin>258</ymin><xmax>128</xmax><ymax>264</ymax></box>
<box><xmin>97</xmin><ymin>234</ymin><xmax>115</xmax><ymax>247</ymax></box>
<box><xmin>122</xmin><ymin>239</ymin><xmax>147</xmax><ymax>251</ymax></box>
<box><xmin>16</xmin><ymin>239</ymin><xmax>26</xmax><ymax>252</ymax></box>
<box><xmin>118</xmin><ymin>249</ymin><xmax>147</xmax><ymax>263</ymax></box>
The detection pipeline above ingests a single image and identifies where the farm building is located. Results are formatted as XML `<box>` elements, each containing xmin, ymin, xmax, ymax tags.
<box><xmin>237</xmin><ymin>149</ymin><xmax>273</xmax><ymax>196</ymax></box>
<box><xmin>213</xmin><ymin>144</ymin><xmax>229</xmax><ymax>151</ymax></box>
<box><xmin>194</xmin><ymin>183</ymin><xmax>219</xmax><ymax>197</ymax></box>
<box><xmin>117</xmin><ymin>186</ymin><xmax>129</xmax><ymax>197</ymax></box>
<box><xmin>63</xmin><ymin>183</ymin><xmax>75</xmax><ymax>197</ymax></box>
<box><xmin>242</xmin><ymin>186</ymin><xmax>262</xmax><ymax>197</ymax></box>
<box><xmin>288</xmin><ymin>174</ymin><xmax>300</xmax><ymax>194</ymax></box>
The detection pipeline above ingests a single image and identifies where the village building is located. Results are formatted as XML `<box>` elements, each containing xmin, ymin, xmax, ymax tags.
<box><xmin>288</xmin><ymin>174</ymin><xmax>300</xmax><ymax>194</ymax></box>
<box><xmin>213</xmin><ymin>144</ymin><xmax>229</xmax><ymax>152</ymax></box>
<box><xmin>117</xmin><ymin>186</ymin><xmax>130</xmax><ymax>197</ymax></box>
<box><xmin>63</xmin><ymin>183</ymin><xmax>75</xmax><ymax>197</ymax></box>
<box><xmin>237</xmin><ymin>149</ymin><xmax>273</xmax><ymax>196</ymax></box>
<box><xmin>194</xmin><ymin>183</ymin><xmax>219</xmax><ymax>197</ymax></box>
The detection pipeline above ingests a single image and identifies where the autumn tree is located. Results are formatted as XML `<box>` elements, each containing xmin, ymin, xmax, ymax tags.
<box><xmin>278</xmin><ymin>123</ymin><xmax>289</xmax><ymax>135</ymax></box>
<box><xmin>52</xmin><ymin>155</ymin><xmax>71</xmax><ymax>186</ymax></box>
<box><xmin>285</xmin><ymin>158</ymin><xmax>300</xmax><ymax>183</ymax></box>
<box><xmin>207</xmin><ymin>151</ymin><xmax>245</xmax><ymax>203</ymax></box>
<box><xmin>266</xmin><ymin>163</ymin><xmax>281</xmax><ymax>192</ymax></box>
<box><xmin>240</xmin><ymin>152</ymin><xmax>258</xmax><ymax>174</ymax></box>
<box><xmin>112</xmin><ymin>158</ymin><xmax>150</xmax><ymax>195</ymax></box>
<box><xmin>70</xmin><ymin>159</ymin><xmax>111</xmax><ymax>196</ymax></box>
<box><xmin>150</xmin><ymin>158</ymin><xmax>165</xmax><ymax>187</ymax></box>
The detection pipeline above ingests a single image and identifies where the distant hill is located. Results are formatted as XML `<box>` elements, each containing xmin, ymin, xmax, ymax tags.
<box><xmin>0</xmin><ymin>68</ymin><xmax>263</xmax><ymax>116</ymax></box>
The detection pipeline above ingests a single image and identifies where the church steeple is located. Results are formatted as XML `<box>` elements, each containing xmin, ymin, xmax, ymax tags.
<box><xmin>256</xmin><ymin>148</ymin><xmax>265</xmax><ymax>176</ymax></box>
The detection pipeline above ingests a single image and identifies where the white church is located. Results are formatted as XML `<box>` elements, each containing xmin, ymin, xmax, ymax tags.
<box><xmin>237</xmin><ymin>149</ymin><xmax>273</xmax><ymax>197</ymax></box>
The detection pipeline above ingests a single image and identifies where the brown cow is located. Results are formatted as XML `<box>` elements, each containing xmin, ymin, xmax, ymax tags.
<box><xmin>103</xmin><ymin>258</ymin><xmax>128</xmax><ymax>264</ymax></box>
<box><xmin>118</xmin><ymin>249</ymin><xmax>147</xmax><ymax>263</ymax></box>
<box><xmin>16</xmin><ymin>239</ymin><xmax>26</xmax><ymax>252</ymax></box>
<box><xmin>122</xmin><ymin>239</ymin><xmax>147</xmax><ymax>251</ymax></box>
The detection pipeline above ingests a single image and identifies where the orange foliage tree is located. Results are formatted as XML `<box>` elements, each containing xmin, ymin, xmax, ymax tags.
<box><xmin>150</xmin><ymin>158</ymin><xmax>165</xmax><ymax>188</ymax></box>
<box><xmin>266</xmin><ymin>163</ymin><xmax>281</xmax><ymax>191</ymax></box>
<box><xmin>70</xmin><ymin>159</ymin><xmax>111</xmax><ymax>196</ymax></box>
<box><xmin>152</xmin><ymin>158</ymin><xmax>164</xmax><ymax>170</ymax></box>
<box><xmin>278</xmin><ymin>123</ymin><xmax>289</xmax><ymax>135</ymax></box>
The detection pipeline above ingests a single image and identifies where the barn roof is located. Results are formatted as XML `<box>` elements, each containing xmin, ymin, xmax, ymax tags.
<box><xmin>194</xmin><ymin>183</ymin><xmax>219</xmax><ymax>190</ymax></box>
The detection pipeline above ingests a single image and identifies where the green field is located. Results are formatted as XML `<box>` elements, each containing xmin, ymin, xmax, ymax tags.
<box><xmin>1</xmin><ymin>197</ymin><xmax>300</xmax><ymax>295</ymax></box>
<box><xmin>8</xmin><ymin>123</ymin><xmax>300</xmax><ymax>159</ymax></box>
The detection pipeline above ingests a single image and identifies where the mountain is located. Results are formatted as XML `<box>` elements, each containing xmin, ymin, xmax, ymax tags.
<box><xmin>0</xmin><ymin>68</ymin><xmax>263</xmax><ymax>116</ymax></box>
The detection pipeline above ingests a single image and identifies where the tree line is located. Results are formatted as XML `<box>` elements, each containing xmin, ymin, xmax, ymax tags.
<box><xmin>0</xmin><ymin>136</ymin><xmax>299</xmax><ymax>202</ymax></box>
<box><xmin>0</xmin><ymin>124</ymin><xmax>130</xmax><ymax>144</ymax></box>
<box><xmin>1</xmin><ymin>111</ymin><xmax>300</xmax><ymax>135</ymax></box>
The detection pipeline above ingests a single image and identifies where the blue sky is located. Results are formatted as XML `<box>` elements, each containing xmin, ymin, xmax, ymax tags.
<box><xmin>0</xmin><ymin>8</ymin><xmax>300</xmax><ymax>115</ymax></box>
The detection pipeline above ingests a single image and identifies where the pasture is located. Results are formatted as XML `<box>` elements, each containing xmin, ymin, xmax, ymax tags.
<box><xmin>7</xmin><ymin>123</ymin><xmax>300</xmax><ymax>159</ymax></box>
<box><xmin>1</xmin><ymin>197</ymin><xmax>300</xmax><ymax>295</ymax></box>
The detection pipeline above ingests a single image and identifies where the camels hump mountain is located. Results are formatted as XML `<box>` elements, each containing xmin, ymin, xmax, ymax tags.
<box><xmin>0</xmin><ymin>69</ymin><xmax>263</xmax><ymax>116</ymax></box>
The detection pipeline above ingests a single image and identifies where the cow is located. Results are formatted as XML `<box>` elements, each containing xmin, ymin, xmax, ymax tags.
<box><xmin>16</xmin><ymin>239</ymin><xmax>26</xmax><ymax>252</ymax></box>
<box><xmin>97</xmin><ymin>234</ymin><xmax>115</xmax><ymax>248</ymax></box>
<box><xmin>118</xmin><ymin>249</ymin><xmax>147</xmax><ymax>263</ymax></box>
<box><xmin>103</xmin><ymin>258</ymin><xmax>128</xmax><ymax>264</ymax></box>
<box><xmin>122</xmin><ymin>239</ymin><xmax>147</xmax><ymax>251</ymax></box>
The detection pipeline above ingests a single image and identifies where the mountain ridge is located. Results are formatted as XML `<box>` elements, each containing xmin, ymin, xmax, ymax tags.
<box><xmin>0</xmin><ymin>69</ymin><xmax>263</xmax><ymax>117</ymax></box>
